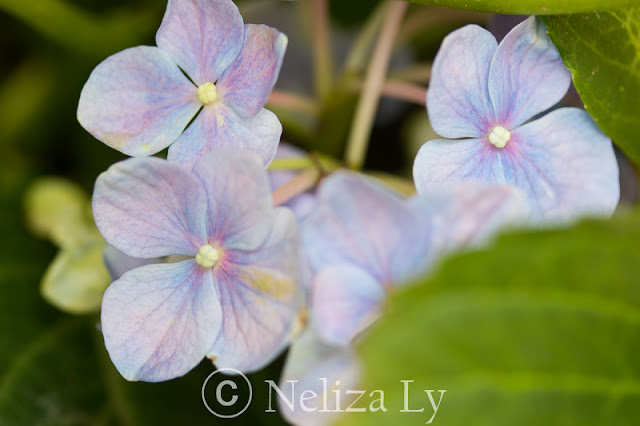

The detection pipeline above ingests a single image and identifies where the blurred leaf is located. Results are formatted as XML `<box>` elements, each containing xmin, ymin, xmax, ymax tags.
<box><xmin>0</xmin><ymin>320</ymin><xmax>109</xmax><ymax>424</ymax></box>
<box><xmin>0</xmin><ymin>57</ymin><xmax>57</xmax><ymax>145</ymax></box>
<box><xmin>0</xmin><ymin>57</ymin><xmax>58</xmax><ymax>192</ymax></box>
<box><xmin>345</xmin><ymin>210</ymin><xmax>640</xmax><ymax>425</ymax></box>
<box><xmin>1</xmin><ymin>192</ymin><xmax>234</xmax><ymax>424</ymax></box>
<box><xmin>0</xmin><ymin>316</ymin><xmax>226</xmax><ymax>426</ymax></box>
<box><xmin>405</xmin><ymin>0</ymin><xmax>637</xmax><ymax>14</ymax></box>
<box><xmin>0</xmin><ymin>199</ymin><xmax>57</xmax><ymax>380</ymax></box>
<box><xmin>0</xmin><ymin>192</ymin><xmax>102</xmax><ymax>424</ymax></box>
<box><xmin>24</xmin><ymin>177</ymin><xmax>96</xmax><ymax>248</ymax></box>
<box><xmin>41</xmin><ymin>241</ymin><xmax>110</xmax><ymax>314</ymax></box>
<box><xmin>543</xmin><ymin>9</ymin><xmax>640</xmax><ymax>165</ymax></box>
<box><xmin>23</xmin><ymin>177</ymin><xmax>114</xmax><ymax>315</ymax></box>
<box><xmin>0</xmin><ymin>0</ymin><xmax>154</xmax><ymax>58</ymax></box>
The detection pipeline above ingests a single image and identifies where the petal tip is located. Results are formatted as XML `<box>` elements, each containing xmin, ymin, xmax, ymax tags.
<box><xmin>276</xmin><ymin>32</ymin><xmax>288</xmax><ymax>53</ymax></box>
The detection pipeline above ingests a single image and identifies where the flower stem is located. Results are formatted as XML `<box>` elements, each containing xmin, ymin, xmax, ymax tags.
<box><xmin>346</xmin><ymin>79</ymin><xmax>426</xmax><ymax>106</ymax></box>
<box><xmin>344</xmin><ymin>0</ymin><xmax>408</xmax><ymax>170</ymax></box>
<box><xmin>267</xmin><ymin>90</ymin><xmax>317</xmax><ymax>116</ymax></box>
<box><xmin>268</xmin><ymin>157</ymin><xmax>314</xmax><ymax>171</ymax></box>
<box><xmin>380</xmin><ymin>80</ymin><xmax>426</xmax><ymax>105</ymax></box>
<box><xmin>268</xmin><ymin>151</ymin><xmax>342</xmax><ymax>172</ymax></box>
<box><xmin>309</xmin><ymin>0</ymin><xmax>333</xmax><ymax>99</ymax></box>
<box><xmin>272</xmin><ymin>168</ymin><xmax>321</xmax><ymax>207</ymax></box>
<box><xmin>344</xmin><ymin>1</ymin><xmax>391</xmax><ymax>74</ymax></box>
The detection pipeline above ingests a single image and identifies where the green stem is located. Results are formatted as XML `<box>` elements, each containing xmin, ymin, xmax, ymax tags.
<box><xmin>267</xmin><ymin>90</ymin><xmax>318</xmax><ymax>116</ymax></box>
<box><xmin>344</xmin><ymin>0</ymin><xmax>408</xmax><ymax>170</ymax></box>
<box><xmin>309</xmin><ymin>0</ymin><xmax>333</xmax><ymax>99</ymax></box>
<box><xmin>344</xmin><ymin>1</ymin><xmax>391</xmax><ymax>74</ymax></box>
<box><xmin>268</xmin><ymin>152</ymin><xmax>342</xmax><ymax>172</ymax></box>
<box><xmin>268</xmin><ymin>157</ymin><xmax>315</xmax><ymax>171</ymax></box>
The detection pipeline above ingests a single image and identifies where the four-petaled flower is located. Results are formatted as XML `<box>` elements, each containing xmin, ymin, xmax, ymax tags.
<box><xmin>413</xmin><ymin>16</ymin><xmax>619</xmax><ymax>223</ymax></box>
<box><xmin>78</xmin><ymin>0</ymin><xmax>287</xmax><ymax>167</ymax></box>
<box><xmin>93</xmin><ymin>148</ymin><xmax>303</xmax><ymax>382</ymax></box>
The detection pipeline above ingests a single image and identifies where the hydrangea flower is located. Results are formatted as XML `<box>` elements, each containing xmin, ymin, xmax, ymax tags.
<box><xmin>301</xmin><ymin>172</ymin><xmax>525</xmax><ymax>347</ymax></box>
<box><xmin>277</xmin><ymin>172</ymin><xmax>526</xmax><ymax>423</ymax></box>
<box><xmin>93</xmin><ymin>149</ymin><xmax>303</xmax><ymax>382</ymax></box>
<box><xmin>413</xmin><ymin>16</ymin><xmax>619</xmax><ymax>223</ymax></box>
<box><xmin>78</xmin><ymin>0</ymin><xmax>287</xmax><ymax>167</ymax></box>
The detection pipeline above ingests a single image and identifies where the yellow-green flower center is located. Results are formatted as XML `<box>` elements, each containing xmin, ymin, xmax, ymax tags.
<box><xmin>197</xmin><ymin>82</ymin><xmax>218</xmax><ymax>105</ymax></box>
<box><xmin>488</xmin><ymin>126</ymin><xmax>511</xmax><ymax>149</ymax></box>
<box><xmin>195</xmin><ymin>244</ymin><xmax>220</xmax><ymax>268</ymax></box>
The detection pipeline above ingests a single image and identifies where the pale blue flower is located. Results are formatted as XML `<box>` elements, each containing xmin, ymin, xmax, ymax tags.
<box><xmin>277</xmin><ymin>172</ymin><xmax>526</xmax><ymax>423</ymax></box>
<box><xmin>78</xmin><ymin>0</ymin><xmax>287</xmax><ymax>167</ymax></box>
<box><xmin>413</xmin><ymin>16</ymin><xmax>619</xmax><ymax>223</ymax></box>
<box><xmin>301</xmin><ymin>172</ymin><xmax>525</xmax><ymax>347</ymax></box>
<box><xmin>93</xmin><ymin>149</ymin><xmax>303</xmax><ymax>382</ymax></box>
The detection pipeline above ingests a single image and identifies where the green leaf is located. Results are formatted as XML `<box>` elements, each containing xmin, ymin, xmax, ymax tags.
<box><xmin>344</xmin><ymin>211</ymin><xmax>640</xmax><ymax>425</ymax></box>
<box><xmin>542</xmin><ymin>9</ymin><xmax>640</xmax><ymax>165</ymax></box>
<box><xmin>41</xmin><ymin>241</ymin><xmax>111</xmax><ymax>314</ymax></box>
<box><xmin>0</xmin><ymin>57</ymin><xmax>57</xmax><ymax>146</ymax></box>
<box><xmin>0</xmin><ymin>320</ymin><xmax>109</xmax><ymax>425</ymax></box>
<box><xmin>0</xmin><ymin>57</ymin><xmax>58</xmax><ymax>193</ymax></box>
<box><xmin>0</xmin><ymin>195</ymin><xmax>107</xmax><ymax>424</ymax></box>
<box><xmin>405</xmin><ymin>0</ymin><xmax>637</xmax><ymax>14</ymax></box>
<box><xmin>0</xmin><ymin>0</ymin><xmax>154</xmax><ymax>58</ymax></box>
<box><xmin>24</xmin><ymin>177</ymin><xmax>97</xmax><ymax>249</ymax></box>
<box><xmin>23</xmin><ymin>177</ymin><xmax>112</xmax><ymax>315</ymax></box>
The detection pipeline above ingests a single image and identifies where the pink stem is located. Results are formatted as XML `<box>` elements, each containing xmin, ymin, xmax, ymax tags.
<box><xmin>267</xmin><ymin>90</ymin><xmax>317</xmax><ymax>115</ymax></box>
<box><xmin>272</xmin><ymin>168</ymin><xmax>321</xmax><ymax>207</ymax></box>
<box><xmin>344</xmin><ymin>1</ymin><xmax>409</xmax><ymax>169</ymax></box>
<box><xmin>380</xmin><ymin>80</ymin><xmax>426</xmax><ymax>105</ymax></box>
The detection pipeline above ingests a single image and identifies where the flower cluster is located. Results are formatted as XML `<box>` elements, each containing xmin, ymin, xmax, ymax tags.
<box><xmin>74</xmin><ymin>1</ymin><xmax>620</xmax><ymax>423</ymax></box>
<box><xmin>277</xmin><ymin>173</ymin><xmax>526</xmax><ymax>424</ymax></box>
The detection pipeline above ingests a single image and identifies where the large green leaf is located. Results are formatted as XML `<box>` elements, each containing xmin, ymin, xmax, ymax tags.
<box><xmin>405</xmin><ymin>0</ymin><xmax>637</xmax><ymax>15</ymax></box>
<box><xmin>344</xmin><ymin>211</ymin><xmax>640</xmax><ymax>425</ymax></box>
<box><xmin>543</xmin><ymin>9</ymin><xmax>640</xmax><ymax>165</ymax></box>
